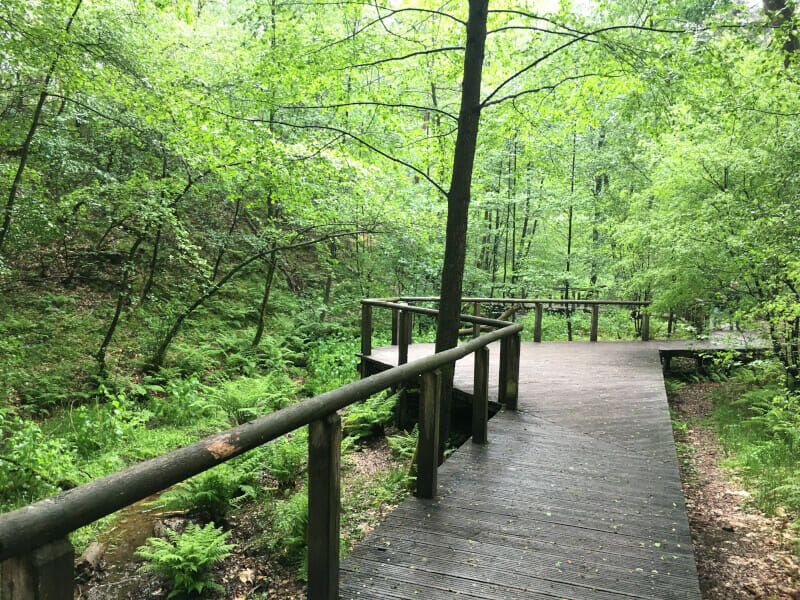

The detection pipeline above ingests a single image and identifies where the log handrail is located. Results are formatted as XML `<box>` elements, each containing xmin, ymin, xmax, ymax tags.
<box><xmin>0</xmin><ymin>302</ymin><xmax>522</xmax><ymax>600</ymax></box>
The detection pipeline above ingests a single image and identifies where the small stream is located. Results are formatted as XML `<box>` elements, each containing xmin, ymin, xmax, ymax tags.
<box><xmin>75</xmin><ymin>495</ymin><xmax>170</xmax><ymax>600</ymax></box>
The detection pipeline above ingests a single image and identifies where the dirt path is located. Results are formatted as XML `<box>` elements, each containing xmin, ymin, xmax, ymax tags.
<box><xmin>670</xmin><ymin>381</ymin><xmax>800</xmax><ymax>600</ymax></box>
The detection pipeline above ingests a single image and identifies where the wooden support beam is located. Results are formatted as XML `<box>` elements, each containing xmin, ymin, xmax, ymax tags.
<box><xmin>398</xmin><ymin>309</ymin><xmax>410</xmax><ymax>366</ymax></box>
<box><xmin>391</xmin><ymin>307</ymin><xmax>399</xmax><ymax>345</ymax></box>
<box><xmin>417</xmin><ymin>370</ymin><xmax>440</xmax><ymax>499</ymax></box>
<box><xmin>473</xmin><ymin>302</ymin><xmax>481</xmax><ymax>339</ymax></box>
<box><xmin>472</xmin><ymin>346</ymin><xmax>489</xmax><ymax>444</ymax></box>
<box><xmin>360</xmin><ymin>304</ymin><xmax>372</xmax><ymax>377</ymax></box>
<box><xmin>534</xmin><ymin>302</ymin><xmax>543</xmax><ymax>343</ymax></box>
<box><xmin>590</xmin><ymin>304</ymin><xmax>599</xmax><ymax>342</ymax></box>
<box><xmin>307</xmin><ymin>413</ymin><xmax>342</xmax><ymax>600</ymax></box>
<box><xmin>1</xmin><ymin>537</ymin><xmax>74</xmax><ymax>600</ymax></box>
<box><xmin>642</xmin><ymin>311</ymin><xmax>650</xmax><ymax>342</ymax></box>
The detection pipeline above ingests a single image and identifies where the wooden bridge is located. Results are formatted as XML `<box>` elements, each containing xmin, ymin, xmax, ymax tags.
<box><xmin>342</xmin><ymin>340</ymin><xmax>702</xmax><ymax>600</ymax></box>
<box><xmin>2</xmin><ymin>297</ymin><xmax>766</xmax><ymax>600</ymax></box>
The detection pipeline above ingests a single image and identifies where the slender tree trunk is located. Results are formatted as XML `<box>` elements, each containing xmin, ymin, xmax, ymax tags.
<box><xmin>140</xmin><ymin>225</ymin><xmax>162</xmax><ymax>303</ymax></box>
<box><xmin>435</xmin><ymin>0</ymin><xmax>489</xmax><ymax>459</ymax></box>
<box><xmin>211</xmin><ymin>197</ymin><xmax>242</xmax><ymax>281</ymax></box>
<box><xmin>251</xmin><ymin>250</ymin><xmax>278</xmax><ymax>348</ymax></box>
<box><xmin>0</xmin><ymin>0</ymin><xmax>83</xmax><ymax>255</ymax></box>
<box><xmin>565</xmin><ymin>128</ymin><xmax>576</xmax><ymax>340</ymax></box>
<box><xmin>96</xmin><ymin>236</ymin><xmax>144</xmax><ymax>374</ymax></box>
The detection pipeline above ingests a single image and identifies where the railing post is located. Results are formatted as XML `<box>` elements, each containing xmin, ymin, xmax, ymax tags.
<box><xmin>308</xmin><ymin>413</ymin><xmax>342</xmax><ymax>600</ymax></box>
<box><xmin>405</xmin><ymin>302</ymin><xmax>414</xmax><ymax>345</ymax></box>
<box><xmin>1</xmin><ymin>537</ymin><xmax>74</xmax><ymax>600</ymax></box>
<box><xmin>417</xmin><ymin>369</ymin><xmax>441</xmax><ymax>499</ymax></box>
<box><xmin>360</xmin><ymin>303</ymin><xmax>372</xmax><ymax>377</ymax></box>
<box><xmin>534</xmin><ymin>302</ymin><xmax>543</xmax><ymax>343</ymax></box>
<box><xmin>391</xmin><ymin>307</ymin><xmax>399</xmax><ymax>345</ymax></box>
<box><xmin>642</xmin><ymin>310</ymin><xmax>650</xmax><ymax>342</ymax></box>
<box><xmin>499</xmin><ymin>332</ymin><xmax>520</xmax><ymax>410</ymax></box>
<box><xmin>473</xmin><ymin>302</ymin><xmax>481</xmax><ymax>338</ymax></box>
<box><xmin>590</xmin><ymin>304</ymin><xmax>599</xmax><ymax>342</ymax></box>
<box><xmin>398</xmin><ymin>308</ymin><xmax>409</xmax><ymax>365</ymax></box>
<box><xmin>472</xmin><ymin>346</ymin><xmax>489</xmax><ymax>444</ymax></box>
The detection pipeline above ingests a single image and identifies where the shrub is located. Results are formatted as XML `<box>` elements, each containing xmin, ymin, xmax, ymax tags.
<box><xmin>149</xmin><ymin>376</ymin><xmax>221</xmax><ymax>427</ymax></box>
<box><xmin>265</xmin><ymin>430</ymin><xmax>308</xmax><ymax>488</ymax></box>
<box><xmin>342</xmin><ymin>391</ymin><xmax>397</xmax><ymax>439</ymax></box>
<box><xmin>136</xmin><ymin>522</ymin><xmax>234</xmax><ymax>598</ymax></box>
<box><xmin>0</xmin><ymin>417</ymin><xmax>79</xmax><ymax>511</ymax></box>
<box><xmin>270</xmin><ymin>489</ymin><xmax>309</xmax><ymax>576</ymax></box>
<box><xmin>158</xmin><ymin>466</ymin><xmax>241</xmax><ymax>523</ymax></box>
<box><xmin>70</xmin><ymin>387</ymin><xmax>150</xmax><ymax>457</ymax></box>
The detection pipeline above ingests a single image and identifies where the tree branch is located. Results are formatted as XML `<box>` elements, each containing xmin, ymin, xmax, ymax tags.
<box><xmin>346</xmin><ymin>46</ymin><xmax>464</xmax><ymax>69</ymax></box>
<box><xmin>482</xmin><ymin>72</ymin><xmax>622</xmax><ymax>108</ymax></box>
<box><xmin>480</xmin><ymin>23</ymin><xmax>689</xmax><ymax>107</ymax></box>
<box><xmin>278</xmin><ymin>100</ymin><xmax>457</xmax><ymax>121</ymax></box>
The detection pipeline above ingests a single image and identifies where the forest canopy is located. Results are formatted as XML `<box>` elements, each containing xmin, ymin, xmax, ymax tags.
<box><xmin>1</xmin><ymin>0</ymin><xmax>800</xmax><ymax>384</ymax></box>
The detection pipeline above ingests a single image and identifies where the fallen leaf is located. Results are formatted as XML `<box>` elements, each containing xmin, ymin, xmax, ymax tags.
<box><xmin>238</xmin><ymin>568</ymin><xmax>255</xmax><ymax>585</ymax></box>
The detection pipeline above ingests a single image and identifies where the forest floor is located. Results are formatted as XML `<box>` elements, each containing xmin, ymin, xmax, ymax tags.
<box><xmin>75</xmin><ymin>437</ymin><xmax>406</xmax><ymax>600</ymax></box>
<box><xmin>670</xmin><ymin>380</ymin><xmax>800</xmax><ymax>600</ymax></box>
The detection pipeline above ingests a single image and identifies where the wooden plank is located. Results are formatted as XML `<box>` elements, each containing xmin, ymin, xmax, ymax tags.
<box><xmin>347</xmin><ymin>341</ymin><xmax>702</xmax><ymax>600</ymax></box>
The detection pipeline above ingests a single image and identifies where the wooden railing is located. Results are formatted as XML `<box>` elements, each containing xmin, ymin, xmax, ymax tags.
<box><xmin>0</xmin><ymin>303</ymin><xmax>522</xmax><ymax>600</ymax></box>
<box><xmin>362</xmin><ymin>296</ymin><xmax>652</xmax><ymax>345</ymax></box>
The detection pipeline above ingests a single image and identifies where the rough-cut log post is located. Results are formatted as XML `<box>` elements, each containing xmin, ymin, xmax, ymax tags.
<box><xmin>391</xmin><ymin>307</ymin><xmax>399</xmax><ymax>345</ymax></box>
<box><xmin>399</xmin><ymin>309</ymin><xmax>410</xmax><ymax>365</ymax></box>
<box><xmin>307</xmin><ymin>413</ymin><xmax>342</xmax><ymax>600</ymax></box>
<box><xmin>534</xmin><ymin>302</ymin><xmax>543</xmax><ymax>342</ymax></box>
<box><xmin>473</xmin><ymin>302</ymin><xmax>481</xmax><ymax>338</ymax></box>
<box><xmin>360</xmin><ymin>303</ymin><xmax>372</xmax><ymax>377</ymax></box>
<box><xmin>590</xmin><ymin>304</ymin><xmax>599</xmax><ymax>342</ymax></box>
<box><xmin>499</xmin><ymin>332</ymin><xmax>521</xmax><ymax>410</ymax></box>
<box><xmin>642</xmin><ymin>310</ymin><xmax>650</xmax><ymax>342</ymax></box>
<box><xmin>472</xmin><ymin>346</ymin><xmax>489</xmax><ymax>444</ymax></box>
<box><xmin>417</xmin><ymin>369</ymin><xmax>441</xmax><ymax>499</ymax></box>
<box><xmin>1</xmin><ymin>537</ymin><xmax>74</xmax><ymax>600</ymax></box>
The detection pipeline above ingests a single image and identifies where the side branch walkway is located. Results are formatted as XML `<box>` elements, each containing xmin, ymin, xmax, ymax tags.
<box><xmin>340</xmin><ymin>342</ymin><xmax>702</xmax><ymax>600</ymax></box>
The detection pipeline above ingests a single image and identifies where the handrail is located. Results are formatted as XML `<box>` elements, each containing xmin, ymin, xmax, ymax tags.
<box><xmin>0</xmin><ymin>303</ymin><xmax>522</xmax><ymax>600</ymax></box>
<box><xmin>389</xmin><ymin>296</ymin><xmax>651</xmax><ymax>307</ymax></box>
<box><xmin>361</xmin><ymin>296</ymin><xmax>652</xmax><ymax>343</ymax></box>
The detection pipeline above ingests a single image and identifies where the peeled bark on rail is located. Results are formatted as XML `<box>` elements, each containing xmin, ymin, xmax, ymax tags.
<box><xmin>435</xmin><ymin>0</ymin><xmax>489</xmax><ymax>460</ymax></box>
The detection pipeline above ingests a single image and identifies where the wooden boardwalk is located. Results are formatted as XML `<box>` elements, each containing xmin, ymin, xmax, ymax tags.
<box><xmin>340</xmin><ymin>342</ymin><xmax>702</xmax><ymax>599</ymax></box>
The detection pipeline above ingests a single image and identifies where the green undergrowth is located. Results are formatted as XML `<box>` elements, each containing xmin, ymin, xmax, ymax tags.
<box><xmin>1</xmin><ymin>285</ymin><xmax>415</xmax><ymax>596</ymax></box>
<box><xmin>672</xmin><ymin>359</ymin><xmax>800</xmax><ymax>552</ymax></box>
<box><xmin>518</xmin><ymin>306</ymin><xmax>674</xmax><ymax>341</ymax></box>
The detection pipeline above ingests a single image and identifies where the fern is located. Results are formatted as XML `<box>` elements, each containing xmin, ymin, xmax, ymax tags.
<box><xmin>342</xmin><ymin>391</ymin><xmax>397</xmax><ymax>439</ymax></box>
<box><xmin>136</xmin><ymin>522</ymin><xmax>234</xmax><ymax>598</ymax></box>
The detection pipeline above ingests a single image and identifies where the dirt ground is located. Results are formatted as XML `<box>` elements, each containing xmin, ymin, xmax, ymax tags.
<box><xmin>670</xmin><ymin>380</ymin><xmax>800</xmax><ymax>600</ymax></box>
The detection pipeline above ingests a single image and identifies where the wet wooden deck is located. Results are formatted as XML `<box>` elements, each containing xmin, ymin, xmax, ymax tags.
<box><xmin>340</xmin><ymin>341</ymin><xmax>704</xmax><ymax>599</ymax></box>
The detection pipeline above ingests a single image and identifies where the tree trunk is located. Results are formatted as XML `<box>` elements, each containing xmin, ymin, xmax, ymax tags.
<box><xmin>96</xmin><ymin>236</ymin><xmax>144</xmax><ymax>375</ymax></box>
<box><xmin>251</xmin><ymin>250</ymin><xmax>278</xmax><ymax>348</ymax></box>
<box><xmin>435</xmin><ymin>0</ymin><xmax>489</xmax><ymax>459</ymax></box>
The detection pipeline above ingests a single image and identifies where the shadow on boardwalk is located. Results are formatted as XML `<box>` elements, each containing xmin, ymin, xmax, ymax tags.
<box><xmin>341</xmin><ymin>342</ymin><xmax>703</xmax><ymax>600</ymax></box>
